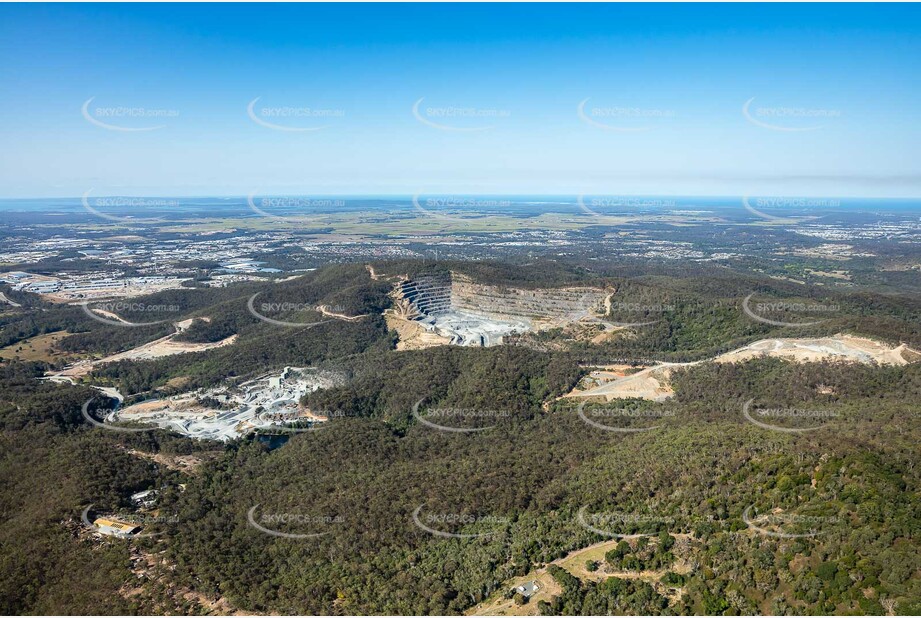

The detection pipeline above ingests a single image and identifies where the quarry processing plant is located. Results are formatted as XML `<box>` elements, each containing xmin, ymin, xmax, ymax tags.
<box><xmin>117</xmin><ymin>367</ymin><xmax>342</xmax><ymax>441</ymax></box>
<box><xmin>390</xmin><ymin>271</ymin><xmax>613</xmax><ymax>347</ymax></box>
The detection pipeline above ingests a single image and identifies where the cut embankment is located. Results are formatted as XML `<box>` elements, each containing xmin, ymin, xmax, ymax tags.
<box><xmin>567</xmin><ymin>334</ymin><xmax>918</xmax><ymax>402</ymax></box>
<box><xmin>388</xmin><ymin>271</ymin><xmax>612</xmax><ymax>348</ymax></box>
<box><xmin>46</xmin><ymin>318</ymin><xmax>236</xmax><ymax>380</ymax></box>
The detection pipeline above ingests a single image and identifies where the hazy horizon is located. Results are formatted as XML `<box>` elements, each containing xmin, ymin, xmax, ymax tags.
<box><xmin>2</xmin><ymin>3</ymin><xmax>920</xmax><ymax>198</ymax></box>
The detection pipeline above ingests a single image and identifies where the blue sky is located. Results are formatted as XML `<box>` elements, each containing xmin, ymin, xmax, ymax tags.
<box><xmin>1</xmin><ymin>3</ymin><xmax>920</xmax><ymax>198</ymax></box>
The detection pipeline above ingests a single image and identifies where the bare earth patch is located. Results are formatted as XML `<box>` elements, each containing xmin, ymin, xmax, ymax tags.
<box><xmin>468</xmin><ymin>534</ymin><xmax>695</xmax><ymax>616</ymax></box>
<box><xmin>467</xmin><ymin>570</ymin><xmax>562</xmax><ymax>616</ymax></box>
<box><xmin>121</xmin><ymin>446</ymin><xmax>215</xmax><ymax>473</ymax></box>
<box><xmin>46</xmin><ymin>319</ymin><xmax>236</xmax><ymax>380</ymax></box>
<box><xmin>568</xmin><ymin>334</ymin><xmax>918</xmax><ymax>401</ymax></box>
<box><xmin>713</xmin><ymin>334</ymin><xmax>915</xmax><ymax>366</ymax></box>
<box><xmin>0</xmin><ymin>330</ymin><xmax>81</xmax><ymax>363</ymax></box>
<box><xmin>316</xmin><ymin>304</ymin><xmax>369</xmax><ymax>321</ymax></box>
<box><xmin>385</xmin><ymin>308</ymin><xmax>452</xmax><ymax>350</ymax></box>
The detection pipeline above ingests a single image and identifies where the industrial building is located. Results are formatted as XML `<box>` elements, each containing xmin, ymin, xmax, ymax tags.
<box><xmin>93</xmin><ymin>517</ymin><xmax>139</xmax><ymax>538</ymax></box>
<box><xmin>130</xmin><ymin>489</ymin><xmax>158</xmax><ymax>508</ymax></box>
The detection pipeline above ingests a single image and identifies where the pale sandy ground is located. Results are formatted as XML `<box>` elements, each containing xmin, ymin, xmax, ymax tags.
<box><xmin>805</xmin><ymin>269</ymin><xmax>851</xmax><ymax>280</ymax></box>
<box><xmin>570</xmin><ymin>366</ymin><xmax>677</xmax><ymax>402</ymax></box>
<box><xmin>119</xmin><ymin>396</ymin><xmax>324</xmax><ymax>424</ymax></box>
<box><xmin>299</xmin><ymin>406</ymin><xmax>333</xmax><ymax>422</ymax></box>
<box><xmin>713</xmin><ymin>334</ymin><xmax>914</xmax><ymax>366</ymax></box>
<box><xmin>0</xmin><ymin>331</ymin><xmax>74</xmax><ymax>362</ymax></box>
<box><xmin>466</xmin><ymin>570</ymin><xmax>562</xmax><ymax>616</ymax></box>
<box><xmin>119</xmin><ymin>397</ymin><xmax>207</xmax><ymax>417</ymax></box>
<box><xmin>120</xmin><ymin>446</ymin><xmax>212</xmax><ymax>473</ymax></box>
<box><xmin>365</xmin><ymin>264</ymin><xmax>383</xmax><ymax>280</ymax></box>
<box><xmin>384</xmin><ymin>309</ymin><xmax>452</xmax><ymax>350</ymax></box>
<box><xmin>47</xmin><ymin>318</ymin><xmax>235</xmax><ymax>380</ymax></box>
<box><xmin>274</xmin><ymin>274</ymin><xmax>308</xmax><ymax>283</ymax></box>
<box><xmin>316</xmin><ymin>305</ymin><xmax>368</xmax><ymax>321</ymax></box>
<box><xmin>468</xmin><ymin>534</ymin><xmax>694</xmax><ymax>616</ymax></box>
<box><xmin>88</xmin><ymin>307</ymin><xmax>131</xmax><ymax>323</ymax></box>
<box><xmin>0</xmin><ymin>291</ymin><xmax>22</xmax><ymax>307</ymax></box>
<box><xmin>568</xmin><ymin>334</ymin><xmax>918</xmax><ymax>401</ymax></box>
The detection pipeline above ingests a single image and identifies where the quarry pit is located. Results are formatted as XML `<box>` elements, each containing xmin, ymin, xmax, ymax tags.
<box><xmin>387</xmin><ymin>272</ymin><xmax>613</xmax><ymax>347</ymax></box>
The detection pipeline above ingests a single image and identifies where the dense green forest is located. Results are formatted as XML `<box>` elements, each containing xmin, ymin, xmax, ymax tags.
<box><xmin>1</xmin><ymin>259</ymin><xmax>919</xmax><ymax>615</ymax></box>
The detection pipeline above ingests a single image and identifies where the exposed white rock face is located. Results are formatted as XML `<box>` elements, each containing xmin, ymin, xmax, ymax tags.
<box><xmin>395</xmin><ymin>272</ymin><xmax>610</xmax><ymax>346</ymax></box>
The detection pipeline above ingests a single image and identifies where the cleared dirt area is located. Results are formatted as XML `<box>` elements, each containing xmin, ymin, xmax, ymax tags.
<box><xmin>384</xmin><ymin>308</ymin><xmax>452</xmax><ymax>350</ymax></box>
<box><xmin>568</xmin><ymin>334</ymin><xmax>919</xmax><ymax>401</ymax></box>
<box><xmin>365</xmin><ymin>264</ymin><xmax>390</xmax><ymax>281</ymax></box>
<box><xmin>713</xmin><ymin>334</ymin><xmax>916</xmax><ymax>366</ymax></box>
<box><xmin>0</xmin><ymin>291</ymin><xmax>22</xmax><ymax>307</ymax></box>
<box><xmin>559</xmin><ymin>534</ymin><xmax>694</xmax><ymax>582</ymax></box>
<box><xmin>119</xmin><ymin>334</ymin><xmax>238</xmax><ymax>361</ymax></box>
<box><xmin>468</xmin><ymin>535</ymin><xmax>693</xmax><ymax>616</ymax></box>
<box><xmin>805</xmin><ymin>269</ymin><xmax>852</xmax><ymax>280</ymax></box>
<box><xmin>87</xmin><ymin>307</ymin><xmax>132</xmax><ymax>323</ymax></box>
<box><xmin>48</xmin><ymin>318</ymin><xmax>235</xmax><ymax>379</ymax></box>
<box><xmin>566</xmin><ymin>364</ymin><xmax>681</xmax><ymax>402</ymax></box>
<box><xmin>0</xmin><ymin>330</ymin><xmax>79</xmax><ymax>363</ymax></box>
<box><xmin>57</xmin><ymin>334</ymin><xmax>237</xmax><ymax>379</ymax></box>
<box><xmin>316</xmin><ymin>305</ymin><xmax>369</xmax><ymax>321</ymax></box>
<box><xmin>467</xmin><ymin>570</ymin><xmax>562</xmax><ymax>616</ymax></box>
<box><xmin>121</xmin><ymin>447</ymin><xmax>216</xmax><ymax>473</ymax></box>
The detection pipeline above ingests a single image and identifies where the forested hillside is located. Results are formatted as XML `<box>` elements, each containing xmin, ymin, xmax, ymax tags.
<box><xmin>0</xmin><ymin>259</ymin><xmax>919</xmax><ymax>615</ymax></box>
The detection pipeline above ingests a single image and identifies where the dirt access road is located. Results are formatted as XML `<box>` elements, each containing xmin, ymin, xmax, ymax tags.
<box><xmin>567</xmin><ymin>334</ymin><xmax>918</xmax><ymax>401</ymax></box>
